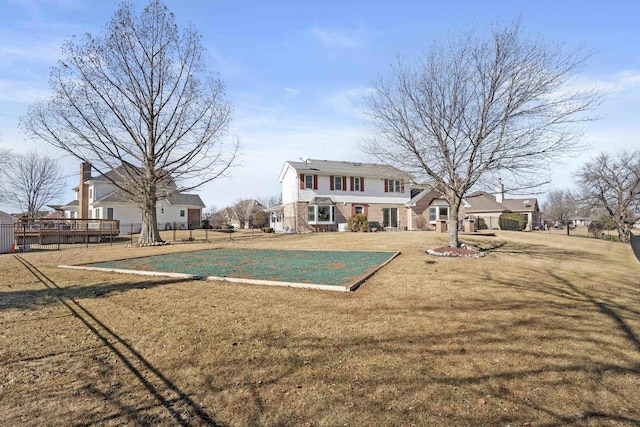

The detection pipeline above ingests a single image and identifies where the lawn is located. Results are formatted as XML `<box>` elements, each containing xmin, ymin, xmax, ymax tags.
<box><xmin>72</xmin><ymin>248</ymin><xmax>399</xmax><ymax>290</ymax></box>
<box><xmin>1</xmin><ymin>229</ymin><xmax>639</xmax><ymax>426</ymax></box>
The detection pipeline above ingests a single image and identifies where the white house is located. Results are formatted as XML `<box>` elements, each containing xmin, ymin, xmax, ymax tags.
<box><xmin>63</xmin><ymin>163</ymin><xmax>205</xmax><ymax>232</ymax></box>
<box><xmin>276</xmin><ymin>159</ymin><xmax>413</xmax><ymax>232</ymax></box>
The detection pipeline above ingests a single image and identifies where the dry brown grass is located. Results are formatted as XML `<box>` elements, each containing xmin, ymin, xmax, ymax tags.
<box><xmin>1</xmin><ymin>228</ymin><xmax>639</xmax><ymax>426</ymax></box>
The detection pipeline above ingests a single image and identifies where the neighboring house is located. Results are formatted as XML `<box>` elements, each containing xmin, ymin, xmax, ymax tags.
<box><xmin>223</xmin><ymin>199</ymin><xmax>266</xmax><ymax>229</ymax></box>
<box><xmin>0</xmin><ymin>211</ymin><xmax>15</xmax><ymax>254</ymax></box>
<box><xmin>406</xmin><ymin>187</ymin><xmax>456</xmax><ymax>231</ymax></box>
<box><xmin>63</xmin><ymin>163</ymin><xmax>205</xmax><ymax>231</ymax></box>
<box><xmin>462</xmin><ymin>184</ymin><xmax>541</xmax><ymax>231</ymax></box>
<box><xmin>278</xmin><ymin>159</ymin><xmax>412</xmax><ymax>232</ymax></box>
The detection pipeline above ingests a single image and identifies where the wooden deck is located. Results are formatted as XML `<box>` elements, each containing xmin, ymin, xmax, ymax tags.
<box><xmin>14</xmin><ymin>219</ymin><xmax>120</xmax><ymax>245</ymax></box>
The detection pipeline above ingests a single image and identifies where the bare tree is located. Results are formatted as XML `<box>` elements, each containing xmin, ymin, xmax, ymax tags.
<box><xmin>575</xmin><ymin>150</ymin><xmax>640</xmax><ymax>242</ymax></box>
<box><xmin>0</xmin><ymin>148</ymin><xmax>12</xmax><ymax>204</ymax></box>
<box><xmin>257</xmin><ymin>193</ymin><xmax>282</xmax><ymax>208</ymax></box>
<box><xmin>229</xmin><ymin>199</ymin><xmax>263</xmax><ymax>229</ymax></box>
<box><xmin>363</xmin><ymin>20</ymin><xmax>600</xmax><ymax>247</ymax></box>
<box><xmin>21</xmin><ymin>0</ymin><xmax>237</xmax><ymax>243</ymax></box>
<box><xmin>542</xmin><ymin>189</ymin><xmax>578</xmax><ymax>226</ymax></box>
<box><xmin>3</xmin><ymin>151</ymin><xmax>67</xmax><ymax>218</ymax></box>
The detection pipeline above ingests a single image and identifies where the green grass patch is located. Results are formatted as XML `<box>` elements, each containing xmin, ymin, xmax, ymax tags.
<box><xmin>85</xmin><ymin>248</ymin><xmax>397</xmax><ymax>287</ymax></box>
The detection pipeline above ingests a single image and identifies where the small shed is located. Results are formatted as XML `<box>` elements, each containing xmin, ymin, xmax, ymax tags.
<box><xmin>0</xmin><ymin>211</ymin><xmax>15</xmax><ymax>254</ymax></box>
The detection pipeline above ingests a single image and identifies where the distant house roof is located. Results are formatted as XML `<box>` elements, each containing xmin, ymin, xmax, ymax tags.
<box><xmin>62</xmin><ymin>199</ymin><xmax>79</xmax><ymax>208</ymax></box>
<box><xmin>166</xmin><ymin>193</ymin><xmax>205</xmax><ymax>208</ymax></box>
<box><xmin>464</xmin><ymin>192</ymin><xmax>539</xmax><ymax>213</ymax></box>
<box><xmin>73</xmin><ymin>164</ymin><xmax>177</xmax><ymax>191</ymax></box>
<box><xmin>91</xmin><ymin>191</ymin><xmax>205</xmax><ymax>208</ymax></box>
<box><xmin>279</xmin><ymin>159</ymin><xmax>412</xmax><ymax>182</ymax></box>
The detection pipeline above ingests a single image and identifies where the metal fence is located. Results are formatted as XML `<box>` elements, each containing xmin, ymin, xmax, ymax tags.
<box><xmin>1</xmin><ymin>220</ymin><xmax>120</xmax><ymax>253</ymax></box>
<box><xmin>631</xmin><ymin>232</ymin><xmax>640</xmax><ymax>263</ymax></box>
<box><xmin>0</xmin><ymin>221</ymin><xmax>261</xmax><ymax>253</ymax></box>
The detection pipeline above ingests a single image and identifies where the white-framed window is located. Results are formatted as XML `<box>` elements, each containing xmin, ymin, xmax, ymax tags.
<box><xmin>383</xmin><ymin>208</ymin><xmax>398</xmax><ymax>228</ymax></box>
<box><xmin>305</xmin><ymin>174</ymin><xmax>314</xmax><ymax>189</ymax></box>
<box><xmin>94</xmin><ymin>208</ymin><xmax>100</xmax><ymax>219</ymax></box>
<box><xmin>180</xmin><ymin>209</ymin><xmax>185</xmax><ymax>217</ymax></box>
<box><xmin>89</xmin><ymin>188</ymin><xmax>93</xmax><ymax>201</ymax></box>
<box><xmin>88</xmin><ymin>209</ymin><xmax>92</xmax><ymax>219</ymax></box>
<box><xmin>385</xmin><ymin>179</ymin><xmax>403</xmax><ymax>193</ymax></box>
<box><xmin>353</xmin><ymin>177</ymin><xmax>361</xmax><ymax>192</ymax></box>
<box><xmin>107</xmin><ymin>207</ymin><xmax>114</xmax><ymax>220</ymax></box>
<box><xmin>354</xmin><ymin>205</ymin><xmax>364</xmax><ymax>215</ymax></box>
<box><xmin>429</xmin><ymin>203</ymin><xmax>450</xmax><ymax>223</ymax></box>
<box><xmin>334</xmin><ymin>176</ymin><xmax>343</xmax><ymax>191</ymax></box>
<box><xmin>308</xmin><ymin>204</ymin><xmax>335</xmax><ymax>224</ymax></box>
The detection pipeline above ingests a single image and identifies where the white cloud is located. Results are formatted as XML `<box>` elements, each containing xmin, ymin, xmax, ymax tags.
<box><xmin>0</xmin><ymin>79</ymin><xmax>50</xmax><ymax>104</ymax></box>
<box><xmin>307</xmin><ymin>24</ymin><xmax>367</xmax><ymax>50</ymax></box>
<box><xmin>322</xmin><ymin>86</ymin><xmax>374</xmax><ymax>119</ymax></box>
<box><xmin>283</xmin><ymin>87</ymin><xmax>301</xmax><ymax>100</ymax></box>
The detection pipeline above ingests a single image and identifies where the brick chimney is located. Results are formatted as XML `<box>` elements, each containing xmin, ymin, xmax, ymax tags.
<box><xmin>78</xmin><ymin>163</ymin><xmax>91</xmax><ymax>219</ymax></box>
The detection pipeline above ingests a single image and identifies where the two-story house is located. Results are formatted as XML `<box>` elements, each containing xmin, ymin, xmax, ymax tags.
<box><xmin>277</xmin><ymin>159</ymin><xmax>413</xmax><ymax>232</ymax></box>
<box><xmin>62</xmin><ymin>163</ymin><xmax>205</xmax><ymax>232</ymax></box>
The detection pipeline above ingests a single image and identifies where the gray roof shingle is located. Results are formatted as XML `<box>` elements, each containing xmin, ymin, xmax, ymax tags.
<box><xmin>286</xmin><ymin>159</ymin><xmax>411</xmax><ymax>180</ymax></box>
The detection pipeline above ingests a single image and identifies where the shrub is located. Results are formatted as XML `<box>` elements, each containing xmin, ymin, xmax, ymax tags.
<box><xmin>477</xmin><ymin>217</ymin><xmax>487</xmax><ymax>230</ymax></box>
<box><xmin>261</xmin><ymin>227</ymin><xmax>274</xmax><ymax>233</ymax></box>
<box><xmin>414</xmin><ymin>215</ymin><xmax>427</xmax><ymax>230</ymax></box>
<box><xmin>499</xmin><ymin>212</ymin><xmax>527</xmax><ymax>231</ymax></box>
<box><xmin>348</xmin><ymin>214</ymin><xmax>369</xmax><ymax>232</ymax></box>
<box><xmin>588</xmin><ymin>221</ymin><xmax>603</xmax><ymax>238</ymax></box>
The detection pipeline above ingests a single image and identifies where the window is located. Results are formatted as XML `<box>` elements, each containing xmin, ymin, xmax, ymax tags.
<box><xmin>385</xmin><ymin>179</ymin><xmax>404</xmax><ymax>193</ymax></box>
<box><xmin>334</xmin><ymin>176</ymin><xmax>343</xmax><ymax>191</ymax></box>
<box><xmin>107</xmin><ymin>207</ymin><xmax>114</xmax><ymax>220</ymax></box>
<box><xmin>354</xmin><ymin>205</ymin><xmax>364</xmax><ymax>215</ymax></box>
<box><xmin>383</xmin><ymin>208</ymin><xmax>398</xmax><ymax>228</ymax></box>
<box><xmin>352</xmin><ymin>177</ymin><xmax>362</xmax><ymax>192</ymax></box>
<box><xmin>94</xmin><ymin>209</ymin><xmax>100</xmax><ymax>219</ymax></box>
<box><xmin>429</xmin><ymin>207</ymin><xmax>437</xmax><ymax>222</ymax></box>
<box><xmin>429</xmin><ymin>202</ymin><xmax>450</xmax><ymax>223</ymax></box>
<box><xmin>180</xmin><ymin>209</ymin><xmax>185</xmax><ymax>217</ymax></box>
<box><xmin>161</xmin><ymin>206</ymin><xmax>164</xmax><ymax>214</ymax></box>
<box><xmin>308</xmin><ymin>204</ymin><xmax>335</xmax><ymax>224</ymax></box>
<box><xmin>89</xmin><ymin>188</ymin><xmax>93</xmax><ymax>201</ymax></box>
<box><xmin>300</xmin><ymin>174</ymin><xmax>318</xmax><ymax>190</ymax></box>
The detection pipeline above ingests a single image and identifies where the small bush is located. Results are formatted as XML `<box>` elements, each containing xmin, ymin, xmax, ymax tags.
<box><xmin>348</xmin><ymin>214</ymin><xmax>369</xmax><ymax>232</ymax></box>
<box><xmin>588</xmin><ymin>221</ymin><xmax>603</xmax><ymax>238</ymax></box>
<box><xmin>414</xmin><ymin>215</ymin><xmax>427</xmax><ymax>230</ymax></box>
<box><xmin>261</xmin><ymin>227</ymin><xmax>274</xmax><ymax>233</ymax></box>
<box><xmin>477</xmin><ymin>217</ymin><xmax>487</xmax><ymax>230</ymax></box>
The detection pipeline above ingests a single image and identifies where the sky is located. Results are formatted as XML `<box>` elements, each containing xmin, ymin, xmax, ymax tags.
<box><xmin>1</xmin><ymin>0</ymin><xmax>639</xmax><ymax>213</ymax></box>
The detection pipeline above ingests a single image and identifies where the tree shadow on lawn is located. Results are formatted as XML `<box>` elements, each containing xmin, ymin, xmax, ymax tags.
<box><xmin>470</xmin><ymin>239</ymin><xmax>596</xmax><ymax>261</ymax></box>
<box><xmin>8</xmin><ymin>255</ymin><xmax>225</xmax><ymax>426</ymax></box>
<box><xmin>1</xmin><ymin>262</ymin><xmax>195</xmax><ymax>312</ymax></box>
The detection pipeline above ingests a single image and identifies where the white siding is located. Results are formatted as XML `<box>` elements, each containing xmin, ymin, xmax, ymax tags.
<box><xmin>0</xmin><ymin>212</ymin><xmax>14</xmax><ymax>254</ymax></box>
